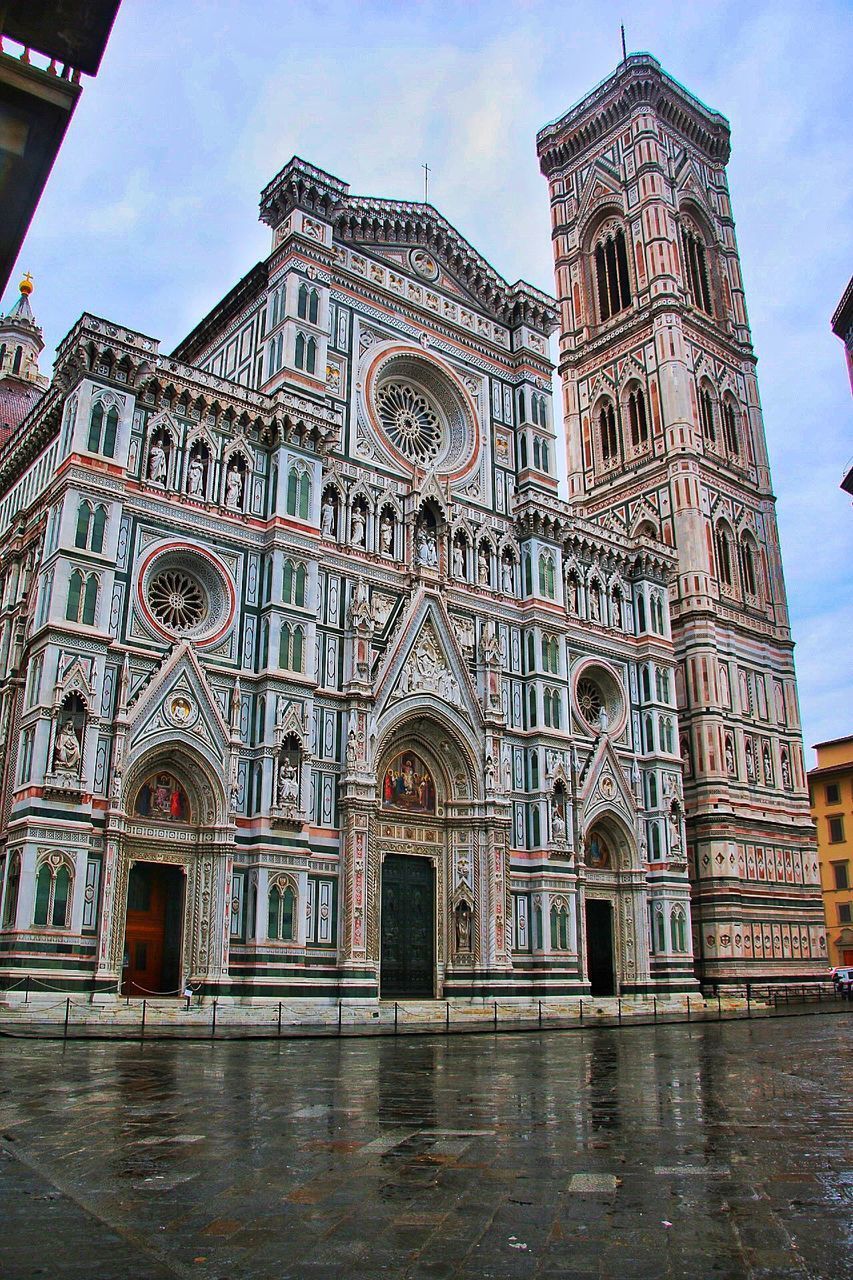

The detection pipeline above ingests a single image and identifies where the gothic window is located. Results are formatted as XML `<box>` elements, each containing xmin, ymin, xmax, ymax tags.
<box><xmin>87</xmin><ymin>402</ymin><xmax>119</xmax><ymax>457</ymax></box>
<box><xmin>541</xmin><ymin>440</ymin><xmax>550</xmax><ymax>472</ymax></box>
<box><xmin>654</xmin><ymin>904</ymin><xmax>666</xmax><ymax>953</ymax></box>
<box><xmin>527</xmin><ymin>687</ymin><xmax>537</xmax><ymax>728</ymax></box>
<box><xmin>598</xmin><ymin>400</ymin><xmax>619</xmax><ymax>462</ymax></box>
<box><xmin>550</xmin><ymin>899</ymin><xmax>570</xmax><ymax>950</ymax></box>
<box><xmin>594</xmin><ymin>226</ymin><xmax>632</xmax><ymax>322</ymax></box>
<box><xmin>297</xmin><ymin>283</ymin><xmax>320</xmax><ymax>325</ymax></box>
<box><xmin>661</xmin><ymin>716</ymin><xmax>675</xmax><ymax>754</ymax></box>
<box><xmin>715</xmin><ymin>524</ymin><xmax>734</xmax><ymax>589</ymax></box>
<box><xmin>740</xmin><ymin>536</ymin><xmax>758</xmax><ymax>597</ymax></box>
<box><xmin>644</xmin><ymin>714</ymin><xmax>655</xmax><ymax>752</ymax></box>
<box><xmin>671</xmin><ymin>907</ymin><xmax>687</xmax><ymax>952</ymax></box>
<box><xmin>543</xmin><ymin>689</ymin><xmax>552</xmax><ymax>727</ymax></box>
<box><xmin>655</xmin><ymin>667</ymin><xmax>671</xmax><ymax>703</ymax></box>
<box><xmin>33</xmin><ymin>859</ymin><xmax>72</xmax><ymax>929</ymax></box>
<box><xmin>258</xmin><ymin>621</ymin><xmax>270</xmax><ymax>670</ymax></box>
<box><xmin>721</xmin><ymin>396</ymin><xmax>740</xmax><ymax>456</ymax></box>
<box><xmin>279</xmin><ymin>624</ymin><xmax>305</xmax><ymax>673</ymax></box>
<box><xmin>538</xmin><ymin>552</ymin><xmax>556</xmax><ymax>599</ymax></box>
<box><xmin>533</xmin><ymin>437</ymin><xmax>541</xmax><ymax>469</ymax></box>
<box><xmin>519</xmin><ymin>434</ymin><xmax>528</xmax><ymax>469</ymax></box>
<box><xmin>268</xmin><ymin>880</ymin><xmax>296</xmax><ymax>942</ymax></box>
<box><xmin>641</xmin><ymin>666</ymin><xmax>652</xmax><ymax>701</ymax></box>
<box><xmin>2</xmin><ymin>853</ymin><xmax>20</xmax><ymax>926</ymax></box>
<box><xmin>295</xmin><ymin>332</ymin><xmax>317</xmax><ymax>374</ymax></box>
<box><xmin>541</xmin><ymin>634</ymin><xmax>559</xmax><ymax>674</ymax></box>
<box><xmin>286</xmin><ymin>467</ymin><xmax>311</xmax><ymax>520</ymax></box>
<box><xmin>650</xmin><ymin>593</ymin><xmax>664</xmax><ymax>634</ymax></box>
<box><xmin>626</xmin><ymin>385</ymin><xmax>649</xmax><ymax>449</ymax></box>
<box><xmin>66</xmin><ymin>570</ymin><xmax>98</xmax><ymax>625</ymax></box>
<box><xmin>699</xmin><ymin>382</ymin><xmax>716</xmax><ymax>445</ymax></box>
<box><xmin>681</xmin><ymin>223</ymin><xmax>713</xmax><ymax>314</ymax></box>
<box><xmin>268</xmin><ymin>331</ymin><xmax>284</xmax><ymax>378</ymax></box>
<box><xmin>282</xmin><ymin>560</ymin><xmax>307</xmax><ymax>606</ymax></box>
<box><xmin>648</xmin><ymin>822</ymin><xmax>662</xmax><ymax>859</ymax></box>
<box><xmin>636</xmin><ymin>592</ymin><xmax>647</xmax><ymax>633</ymax></box>
<box><xmin>544</xmin><ymin>688</ymin><xmax>562</xmax><ymax>729</ymax></box>
<box><xmin>74</xmin><ymin>502</ymin><xmax>107</xmax><ymax>553</ymax></box>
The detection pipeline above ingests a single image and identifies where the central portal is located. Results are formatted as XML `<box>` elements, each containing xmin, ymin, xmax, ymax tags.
<box><xmin>122</xmin><ymin>862</ymin><xmax>185</xmax><ymax>997</ymax></box>
<box><xmin>380</xmin><ymin>854</ymin><xmax>435</xmax><ymax>997</ymax></box>
<box><xmin>585</xmin><ymin>899</ymin><xmax>615</xmax><ymax>997</ymax></box>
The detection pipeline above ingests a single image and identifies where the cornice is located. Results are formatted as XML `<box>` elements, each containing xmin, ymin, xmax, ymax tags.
<box><xmin>537</xmin><ymin>54</ymin><xmax>731</xmax><ymax>176</ymax></box>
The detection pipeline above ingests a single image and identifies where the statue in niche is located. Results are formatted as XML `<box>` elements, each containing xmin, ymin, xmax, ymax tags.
<box><xmin>551</xmin><ymin>795</ymin><xmax>567</xmax><ymax>843</ymax></box>
<box><xmin>346</xmin><ymin>724</ymin><xmax>358</xmax><ymax>767</ymax></box>
<box><xmin>681</xmin><ymin>734</ymin><xmax>693</xmax><ymax>777</ymax></box>
<box><xmin>610</xmin><ymin>592</ymin><xmax>622</xmax><ymax>629</ymax></box>
<box><xmin>416</xmin><ymin>525</ymin><xmax>437</xmax><ymax>568</ymax></box>
<box><xmin>379</xmin><ymin>514</ymin><xmax>393</xmax><ymax>555</ymax></box>
<box><xmin>53</xmin><ymin>720</ymin><xmax>81</xmax><ymax>772</ymax></box>
<box><xmin>745</xmin><ymin>738</ymin><xmax>756</xmax><ymax>783</ymax></box>
<box><xmin>597</xmin><ymin>704</ymin><xmax>609</xmax><ymax>734</ymax></box>
<box><xmin>351</xmin><ymin>505</ymin><xmax>366</xmax><ymax>547</ymax></box>
<box><xmin>186</xmin><ymin>453</ymin><xmax>205</xmax><ymax>498</ymax></box>
<box><xmin>567</xmin><ymin>575</ymin><xmax>579</xmax><ymax>615</ymax></box>
<box><xmin>725</xmin><ymin>734</ymin><xmax>736</xmax><ymax>775</ymax></box>
<box><xmin>148</xmin><ymin>438</ymin><xmax>167</xmax><ymax>485</ymax></box>
<box><xmin>452</xmin><ymin>541</ymin><xmax>465</xmax><ymax>578</ymax></box>
<box><xmin>349</xmin><ymin>577</ymin><xmax>374</xmax><ymax>631</ymax></box>
<box><xmin>454</xmin><ymin>901</ymin><xmax>472</xmax><ymax>954</ymax></box>
<box><xmin>321</xmin><ymin>494</ymin><xmax>336</xmax><ymax>536</ymax></box>
<box><xmin>501</xmin><ymin>559</ymin><xmax>514</xmax><ymax>594</ymax></box>
<box><xmin>668</xmin><ymin>800</ymin><xmax>682</xmax><ymax>851</ymax></box>
<box><xmin>762</xmin><ymin>742</ymin><xmax>773</xmax><ymax>785</ymax></box>
<box><xmin>477</xmin><ymin>546</ymin><xmax>490</xmax><ymax>585</ymax></box>
<box><xmin>277</xmin><ymin>759</ymin><xmax>299</xmax><ymax>809</ymax></box>
<box><xmin>485</xmin><ymin>754</ymin><xmax>496</xmax><ymax>791</ymax></box>
<box><xmin>225</xmin><ymin>463</ymin><xmax>243</xmax><ymax>511</ymax></box>
<box><xmin>589</xmin><ymin>584</ymin><xmax>601</xmax><ymax>622</ymax></box>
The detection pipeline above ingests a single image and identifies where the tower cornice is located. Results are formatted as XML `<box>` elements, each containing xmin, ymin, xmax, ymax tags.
<box><xmin>537</xmin><ymin>54</ymin><xmax>731</xmax><ymax>175</ymax></box>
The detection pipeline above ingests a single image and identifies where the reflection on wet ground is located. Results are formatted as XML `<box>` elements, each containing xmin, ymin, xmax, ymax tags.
<box><xmin>0</xmin><ymin>1015</ymin><xmax>850</xmax><ymax>1278</ymax></box>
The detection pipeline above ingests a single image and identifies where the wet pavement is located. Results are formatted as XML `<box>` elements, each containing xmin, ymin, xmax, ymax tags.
<box><xmin>0</xmin><ymin>1016</ymin><xmax>850</xmax><ymax>1279</ymax></box>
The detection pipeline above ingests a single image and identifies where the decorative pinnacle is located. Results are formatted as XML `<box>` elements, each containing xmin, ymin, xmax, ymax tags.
<box><xmin>18</xmin><ymin>273</ymin><xmax>34</xmax><ymax>297</ymax></box>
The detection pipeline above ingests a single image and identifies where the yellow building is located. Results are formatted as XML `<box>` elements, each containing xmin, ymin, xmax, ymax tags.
<box><xmin>808</xmin><ymin>736</ymin><xmax>853</xmax><ymax>967</ymax></box>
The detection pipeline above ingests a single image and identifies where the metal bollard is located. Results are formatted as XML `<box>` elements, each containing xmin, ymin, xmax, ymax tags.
<box><xmin>211</xmin><ymin>999</ymin><xmax>217</xmax><ymax>1040</ymax></box>
<box><xmin>494</xmin><ymin>1000</ymin><xmax>498</xmax><ymax>1029</ymax></box>
<box><xmin>653</xmin><ymin>995</ymin><xmax>657</xmax><ymax>1024</ymax></box>
<box><xmin>718</xmin><ymin>989</ymin><xmax>722</xmax><ymax>1020</ymax></box>
<box><xmin>339</xmin><ymin>1001</ymin><xmax>343</xmax><ymax>1034</ymax></box>
<box><xmin>579</xmin><ymin>998</ymin><xmax>583</xmax><ymax>1024</ymax></box>
<box><xmin>445</xmin><ymin>1000</ymin><xmax>450</xmax><ymax>1032</ymax></box>
<box><xmin>24</xmin><ymin>975</ymin><xmax>30</xmax><ymax>1004</ymax></box>
<box><xmin>618</xmin><ymin>997</ymin><xmax>622</xmax><ymax>1026</ymax></box>
<box><xmin>538</xmin><ymin>999</ymin><xmax>542</xmax><ymax>1027</ymax></box>
<box><xmin>747</xmin><ymin>984</ymin><xmax>751</xmax><ymax>1019</ymax></box>
<box><xmin>63</xmin><ymin>997</ymin><xmax>70</xmax><ymax>1040</ymax></box>
<box><xmin>141</xmin><ymin>998</ymin><xmax>147</xmax><ymax>1041</ymax></box>
<box><xmin>394</xmin><ymin>1001</ymin><xmax>398</xmax><ymax>1033</ymax></box>
<box><xmin>686</xmin><ymin>995</ymin><xmax>691</xmax><ymax>1022</ymax></box>
<box><xmin>277</xmin><ymin>1002</ymin><xmax>282</xmax><ymax>1037</ymax></box>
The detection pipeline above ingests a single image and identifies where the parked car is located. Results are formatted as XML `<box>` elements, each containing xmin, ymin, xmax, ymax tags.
<box><xmin>831</xmin><ymin>966</ymin><xmax>853</xmax><ymax>997</ymax></box>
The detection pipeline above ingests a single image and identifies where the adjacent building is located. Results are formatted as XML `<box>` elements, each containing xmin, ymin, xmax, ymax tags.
<box><xmin>0</xmin><ymin>54</ymin><xmax>823</xmax><ymax>1009</ymax></box>
<box><xmin>809</xmin><ymin>737</ymin><xmax>853</xmax><ymax>969</ymax></box>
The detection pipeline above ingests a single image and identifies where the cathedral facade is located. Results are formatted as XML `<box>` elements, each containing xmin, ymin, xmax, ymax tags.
<box><xmin>0</xmin><ymin>55</ymin><xmax>822</xmax><ymax>1007</ymax></box>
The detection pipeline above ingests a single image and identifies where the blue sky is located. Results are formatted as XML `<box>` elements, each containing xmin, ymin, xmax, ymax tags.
<box><xmin>4</xmin><ymin>0</ymin><xmax>851</xmax><ymax>759</ymax></box>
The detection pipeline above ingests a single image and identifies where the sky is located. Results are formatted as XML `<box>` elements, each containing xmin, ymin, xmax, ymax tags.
<box><xmin>3</xmin><ymin>0</ymin><xmax>851</xmax><ymax>761</ymax></box>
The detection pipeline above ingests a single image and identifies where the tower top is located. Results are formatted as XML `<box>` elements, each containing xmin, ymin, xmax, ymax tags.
<box><xmin>537</xmin><ymin>53</ymin><xmax>731</xmax><ymax>175</ymax></box>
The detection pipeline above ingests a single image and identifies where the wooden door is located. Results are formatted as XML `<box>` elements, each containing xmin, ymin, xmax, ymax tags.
<box><xmin>122</xmin><ymin>863</ymin><xmax>183</xmax><ymax>996</ymax></box>
<box><xmin>380</xmin><ymin>854</ymin><xmax>435</xmax><ymax>997</ymax></box>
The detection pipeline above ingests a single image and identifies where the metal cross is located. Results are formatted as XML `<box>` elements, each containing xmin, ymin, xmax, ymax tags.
<box><xmin>423</xmin><ymin>162</ymin><xmax>431</xmax><ymax>204</ymax></box>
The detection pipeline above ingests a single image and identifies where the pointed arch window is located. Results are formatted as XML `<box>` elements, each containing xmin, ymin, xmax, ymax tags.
<box><xmin>550</xmin><ymin>900</ymin><xmax>570</xmax><ymax>950</ymax></box>
<box><xmin>627</xmin><ymin>386</ymin><xmax>648</xmax><ymax>448</ymax></box>
<box><xmin>699</xmin><ymin>384</ymin><xmax>716</xmax><ymax>445</ymax></box>
<box><xmin>33</xmin><ymin>860</ymin><xmax>72</xmax><ymax>929</ymax></box>
<box><xmin>297</xmin><ymin>283</ymin><xmax>320</xmax><ymax>325</ymax></box>
<box><xmin>295</xmin><ymin>332</ymin><xmax>317</xmax><ymax>375</ymax></box>
<box><xmin>740</xmin><ymin>537</ymin><xmax>758</xmax><ymax>597</ymax></box>
<box><xmin>538</xmin><ymin>552</ymin><xmax>555</xmax><ymax>599</ymax></box>
<box><xmin>286</xmin><ymin>468</ymin><xmax>311</xmax><ymax>520</ymax></box>
<box><xmin>598</xmin><ymin>401</ymin><xmax>618</xmax><ymax>462</ymax></box>
<box><xmin>74</xmin><ymin>502</ymin><xmax>91</xmax><ymax>549</ymax></box>
<box><xmin>268</xmin><ymin>881</ymin><xmax>296</xmax><ymax>941</ymax></box>
<box><xmin>681</xmin><ymin>224</ymin><xmax>712</xmax><ymax>314</ymax></box>
<box><xmin>722</xmin><ymin>398</ymin><xmax>740</xmax><ymax>456</ymax></box>
<box><xmin>279</xmin><ymin>624</ymin><xmax>305</xmax><ymax>673</ymax></box>
<box><xmin>715</xmin><ymin>524</ymin><xmax>734</xmax><ymax>589</ymax></box>
<box><xmin>594</xmin><ymin>227</ymin><xmax>632</xmax><ymax>322</ymax></box>
<box><xmin>2</xmin><ymin>853</ymin><xmax>20</xmax><ymax>926</ymax></box>
<box><xmin>671</xmin><ymin>906</ymin><xmax>687</xmax><ymax>952</ymax></box>
<box><xmin>74</xmin><ymin>502</ymin><xmax>107</xmax><ymax>552</ymax></box>
<box><xmin>87</xmin><ymin>402</ymin><xmax>119</xmax><ymax>457</ymax></box>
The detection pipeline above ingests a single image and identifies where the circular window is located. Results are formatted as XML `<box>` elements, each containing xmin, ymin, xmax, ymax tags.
<box><xmin>137</xmin><ymin>545</ymin><xmax>234</xmax><ymax>645</ymax></box>
<box><xmin>573</xmin><ymin>661</ymin><xmax>626</xmax><ymax>736</ymax></box>
<box><xmin>364</xmin><ymin>349</ymin><xmax>478</xmax><ymax>478</ymax></box>
<box><xmin>148</xmin><ymin>568</ymin><xmax>206</xmax><ymax>632</ymax></box>
<box><xmin>376</xmin><ymin>381</ymin><xmax>442</xmax><ymax>465</ymax></box>
<box><xmin>577</xmin><ymin>677</ymin><xmax>604</xmax><ymax>726</ymax></box>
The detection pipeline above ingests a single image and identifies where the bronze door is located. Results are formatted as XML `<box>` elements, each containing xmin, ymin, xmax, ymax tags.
<box><xmin>380</xmin><ymin>854</ymin><xmax>435</xmax><ymax>997</ymax></box>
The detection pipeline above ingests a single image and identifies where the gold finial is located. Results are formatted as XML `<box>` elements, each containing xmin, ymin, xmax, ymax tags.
<box><xmin>19</xmin><ymin>272</ymin><xmax>34</xmax><ymax>297</ymax></box>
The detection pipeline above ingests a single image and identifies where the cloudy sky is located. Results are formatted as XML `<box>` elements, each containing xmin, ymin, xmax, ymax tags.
<box><xmin>4</xmin><ymin>0</ymin><xmax>851</xmax><ymax>759</ymax></box>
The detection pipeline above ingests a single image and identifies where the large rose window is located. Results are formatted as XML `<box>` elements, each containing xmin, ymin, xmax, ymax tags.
<box><xmin>363</xmin><ymin>349</ymin><xmax>479</xmax><ymax>477</ymax></box>
<box><xmin>573</xmin><ymin>662</ymin><xmax>626</xmax><ymax>736</ymax></box>
<box><xmin>137</xmin><ymin>545</ymin><xmax>234</xmax><ymax>645</ymax></box>
<box><xmin>376</xmin><ymin>381</ymin><xmax>443</xmax><ymax>465</ymax></box>
<box><xmin>148</xmin><ymin>568</ymin><xmax>206</xmax><ymax>632</ymax></box>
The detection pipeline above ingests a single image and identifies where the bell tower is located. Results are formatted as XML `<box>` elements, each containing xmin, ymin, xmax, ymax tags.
<box><xmin>537</xmin><ymin>55</ymin><xmax>824</xmax><ymax>982</ymax></box>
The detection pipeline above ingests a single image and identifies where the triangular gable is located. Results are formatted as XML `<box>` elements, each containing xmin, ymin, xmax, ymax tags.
<box><xmin>373</xmin><ymin>591</ymin><xmax>482</xmax><ymax>728</ymax></box>
<box><xmin>127</xmin><ymin>641</ymin><xmax>231</xmax><ymax>768</ymax></box>
<box><xmin>578</xmin><ymin>160</ymin><xmax>624</xmax><ymax>223</ymax></box>
<box><xmin>351</xmin><ymin>243</ymin><xmax>487</xmax><ymax>312</ymax></box>
<box><xmin>577</xmin><ymin>734</ymin><xmax>637</xmax><ymax>829</ymax></box>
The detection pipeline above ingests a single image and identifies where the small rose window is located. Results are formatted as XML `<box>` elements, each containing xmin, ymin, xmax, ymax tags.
<box><xmin>148</xmin><ymin>568</ymin><xmax>206</xmax><ymax>632</ymax></box>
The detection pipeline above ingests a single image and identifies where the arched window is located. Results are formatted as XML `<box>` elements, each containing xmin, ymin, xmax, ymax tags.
<box><xmin>715</xmin><ymin>524</ymin><xmax>734</xmax><ymax>589</ymax></box>
<box><xmin>74</xmin><ymin>502</ymin><xmax>92</xmax><ymax>549</ymax></box>
<box><xmin>87</xmin><ymin>403</ymin><xmax>103</xmax><ymax>452</ymax></box>
<box><xmin>641</xmin><ymin>666</ymin><xmax>652</xmax><ymax>701</ymax></box>
<box><xmin>740</xmin><ymin>536</ymin><xmax>758</xmax><ymax>597</ymax></box>
<box><xmin>282</xmin><ymin>560</ymin><xmax>307</xmax><ymax>606</ymax></box>
<box><xmin>33</xmin><ymin>860</ymin><xmax>72</xmax><ymax>928</ymax></box>
<box><xmin>627</xmin><ymin>386</ymin><xmax>648</xmax><ymax>449</ymax></box>
<box><xmin>543</xmin><ymin>689</ymin><xmax>553</xmax><ymax>727</ymax></box>
<box><xmin>538</xmin><ymin>552</ymin><xmax>555</xmax><ymax>598</ymax></box>
<box><xmin>594</xmin><ymin>226</ymin><xmax>632</xmax><ymax>322</ymax></box>
<box><xmin>299</xmin><ymin>471</ymin><xmax>311</xmax><ymax>520</ymax></box>
<box><xmin>259</xmin><ymin>620</ymin><xmax>270</xmax><ymax>670</ymax></box>
<box><xmin>681</xmin><ymin>222</ymin><xmax>712</xmax><ymax>314</ymax></box>
<box><xmin>655</xmin><ymin>905</ymin><xmax>667</xmax><ymax>953</ymax></box>
<box><xmin>82</xmin><ymin>574</ymin><xmax>98</xmax><ymax>625</ymax></box>
<box><xmin>91</xmin><ymin>505</ymin><xmax>107</xmax><ymax>553</ymax></box>
<box><xmin>2</xmin><ymin>853</ymin><xmax>20</xmax><ymax>926</ymax></box>
<box><xmin>519</xmin><ymin>435</ymin><xmax>528</xmax><ymax>469</ymax></box>
<box><xmin>296</xmin><ymin>335</ymin><xmax>317</xmax><ymax>374</ymax></box>
<box><xmin>297</xmin><ymin>284</ymin><xmax>319</xmax><ymax>325</ymax></box>
<box><xmin>722</xmin><ymin>397</ymin><xmax>740</xmax><ymax>456</ymax></box>
<box><xmin>699</xmin><ymin>383</ymin><xmax>716</xmax><ymax>445</ymax></box>
<box><xmin>533</xmin><ymin>438</ymin><xmax>541</xmax><ymax>469</ymax></box>
<box><xmin>550</xmin><ymin>900</ymin><xmax>570</xmax><ymax>950</ymax></box>
<box><xmin>268</xmin><ymin>881</ymin><xmax>296</xmax><ymax>941</ymax></box>
<box><xmin>649</xmin><ymin>822</ymin><xmax>661</xmax><ymax>859</ymax></box>
<box><xmin>551</xmin><ymin>690</ymin><xmax>562</xmax><ymax>729</ymax></box>
<box><xmin>295</xmin><ymin>332</ymin><xmax>306</xmax><ymax>370</ymax></box>
<box><xmin>541</xmin><ymin>441</ymin><xmax>549</xmax><ymax>472</ymax></box>
<box><xmin>650</xmin><ymin>593</ymin><xmax>664</xmax><ymax>634</ymax></box>
<box><xmin>66</xmin><ymin>569</ymin><xmax>83</xmax><ymax>621</ymax></box>
<box><xmin>297</xmin><ymin>283</ymin><xmax>309</xmax><ymax>320</ymax></box>
<box><xmin>644</xmin><ymin>714</ymin><xmax>655</xmax><ymax>752</ymax></box>
<box><xmin>88</xmin><ymin>402</ymin><xmax>118</xmax><ymax>456</ymax></box>
<box><xmin>103</xmin><ymin>406</ymin><xmax>119</xmax><ymax>457</ymax></box>
<box><xmin>598</xmin><ymin>401</ymin><xmax>618</xmax><ymax>462</ymax></box>
<box><xmin>527</xmin><ymin>687</ymin><xmax>537</xmax><ymax>728</ymax></box>
<box><xmin>671</xmin><ymin>907</ymin><xmax>687</xmax><ymax>953</ymax></box>
<box><xmin>636</xmin><ymin>592</ymin><xmax>647</xmax><ymax>633</ymax></box>
<box><xmin>661</xmin><ymin>717</ymin><xmax>674</xmax><ymax>754</ymax></box>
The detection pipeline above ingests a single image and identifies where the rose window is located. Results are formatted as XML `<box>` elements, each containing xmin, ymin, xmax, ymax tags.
<box><xmin>148</xmin><ymin>569</ymin><xmax>206</xmax><ymax>632</ymax></box>
<box><xmin>375</xmin><ymin>381</ymin><xmax>442</xmax><ymax>465</ymax></box>
<box><xmin>577</xmin><ymin>677</ymin><xmax>604</xmax><ymax>726</ymax></box>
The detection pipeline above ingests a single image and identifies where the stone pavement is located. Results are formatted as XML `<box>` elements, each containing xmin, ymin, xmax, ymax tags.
<box><xmin>0</xmin><ymin>1016</ymin><xmax>850</xmax><ymax>1279</ymax></box>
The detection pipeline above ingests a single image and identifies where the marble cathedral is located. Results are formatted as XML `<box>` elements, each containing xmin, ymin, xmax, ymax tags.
<box><xmin>0</xmin><ymin>55</ymin><xmax>823</xmax><ymax>1007</ymax></box>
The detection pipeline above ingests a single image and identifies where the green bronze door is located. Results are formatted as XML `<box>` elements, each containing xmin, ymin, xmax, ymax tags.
<box><xmin>380</xmin><ymin>854</ymin><xmax>435</xmax><ymax>997</ymax></box>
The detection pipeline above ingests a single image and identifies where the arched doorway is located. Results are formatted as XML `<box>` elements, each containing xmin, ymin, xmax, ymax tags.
<box><xmin>582</xmin><ymin>818</ymin><xmax>621</xmax><ymax>997</ymax></box>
